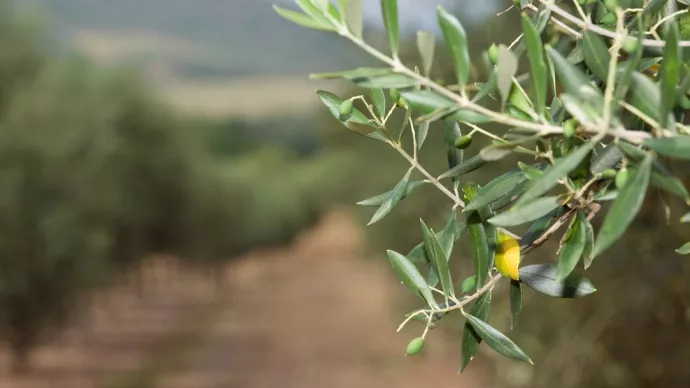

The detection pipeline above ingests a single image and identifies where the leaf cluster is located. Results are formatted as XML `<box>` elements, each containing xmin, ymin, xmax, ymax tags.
<box><xmin>275</xmin><ymin>0</ymin><xmax>690</xmax><ymax>371</ymax></box>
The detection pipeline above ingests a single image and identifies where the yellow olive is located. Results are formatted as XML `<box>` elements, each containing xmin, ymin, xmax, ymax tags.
<box><xmin>495</xmin><ymin>232</ymin><xmax>521</xmax><ymax>281</ymax></box>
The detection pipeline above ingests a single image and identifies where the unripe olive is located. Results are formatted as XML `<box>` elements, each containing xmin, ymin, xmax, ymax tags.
<box><xmin>406</xmin><ymin>337</ymin><xmax>425</xmax><ymax>356</ymax></box>
<box><xmin>488</xmin><ymin>43</ymin><xmax>499</xmax><ymax>65</ymax></box>
<box><xmin>599</xmin><ymin>12</ymin><xmax>617</xmax><ymax>25</ymax></box>
<box><xmin>622</xmin><ymin>37</ymin><xmax>639</xmax><ymax>54</ymax></box>
<box><xmin>389</xmin><ymin>88</ymin><xmax>401</xmax><ymax>104</ymax></box>
<box><xmin>601</xmin><ymin>168</ymin><xmax>617</xmax><ymax>179</ymax></box>
<box><xmin>615</xmin><ymin>167</ymin><xmax>629</xmax><ymax>189</ymax></box>
<box><xmin>563</xmin><ymin>119</ymin><xmax>577</xmax><ymax>138</ymax></box>
<box><xmin>338</xmin><ymin>99</ymin><xmax>353</xmax><ymax>118</ymax></box>
<box><xmin>454</xmin><ymin>135</ymin><xmax>473</xmax><ymax>150</ymax></box>
<box><xmin>460</xmin><ymin>275</ymin><xmax>476</xmax><ymax>293</ymax></box>
<box><xmin>463</xmin><ymin>182</ymin><xmax>479</xmax><ymax>202</ymax></box>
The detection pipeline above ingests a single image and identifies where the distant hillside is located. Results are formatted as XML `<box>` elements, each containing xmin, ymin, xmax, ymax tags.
<box><xmin>17</xmin><ymin>0</ymin><xmax>503</xmax><ymax>75</ymax></box>
<box><xmin>17</xmin><ymin>0</ymin><xmax>373</xmax><ymax>76</ymax></box>
<box><xmin>11</xmin><ymin>0</ymin><xmax>508</xmax><ymax>118</ymax></box>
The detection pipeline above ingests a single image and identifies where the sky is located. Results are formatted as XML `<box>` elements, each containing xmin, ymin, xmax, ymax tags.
<box><xmin>271</xmin><ymin>0</ymin><xmax>503</xmax><ymax>34</ymax></box>
<box><xmin>362</xmin><ymin>0</ymin><xmax>502</xmax><ymax>33</ymax></box>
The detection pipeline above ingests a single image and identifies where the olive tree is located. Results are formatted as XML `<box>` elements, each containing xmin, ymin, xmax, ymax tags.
<box><xmin>274</xmin><ymin>0</ymin><xmax>690</xmax><ymax>372</ymax></box>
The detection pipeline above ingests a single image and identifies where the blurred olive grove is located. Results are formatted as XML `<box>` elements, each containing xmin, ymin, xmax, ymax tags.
<box><xmin>0</xmin><ymin>3</ymin><xmax>349</xmax><ymax>371</ymax></box>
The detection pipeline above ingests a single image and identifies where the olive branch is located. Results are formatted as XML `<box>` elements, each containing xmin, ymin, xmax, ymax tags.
<box><xmin>275</xmin><ymin>0</ymin><xmax>690</xmax><ymax>370</ymax></box>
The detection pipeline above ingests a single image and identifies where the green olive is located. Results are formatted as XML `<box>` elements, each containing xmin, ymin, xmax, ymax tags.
<box><xmin>406</xmin><ymin>337</ymin><xmax>425</xmax><ymax>356</ymax></box>
<box><xmin>389</xmin><ymin>88</ymin><xmax>401</xmax><ymax>104</ymax></box>
<box><xmin>622</xmin><ymin>37</ymin><xmax>639</xmax><ymax>54</ymax></box>
<box><xmin>601</xmin><ymin>169</ymin><xmax>617</xmax><ymax>179</ymax></box>
<box><xmin>338</xmin><ymin>99</ymin><xmax>353</xmax><ymax>116</ymax></box>
<box><xmin>563</xmin><ymin>119</ymin><xmax>577</xmax><ymax>138</ymax></box>
<box><xmin>460</xmin><ymin>275</ymin><xmax>476</xmax><ymax>293</ymax></box>
<box><xmin>454</xmin><ymin>135</ymin><xmax>473</xmax><ymax>150</ymax></box>
<box><xmin>488</xmin><ymin>43</ymin><xmax>499</xmax><ymax>65</ymax></box>
<box><xmin>615</xmin><ymin>168</ymin><xmax>629</xmax><ymax>189</ymax></box>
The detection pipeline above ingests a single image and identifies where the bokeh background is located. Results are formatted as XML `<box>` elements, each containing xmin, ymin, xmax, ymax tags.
<box><xmin>0</xmin><ymin>0</ymin><xmax>689</xmax><ymax>387</ymax></box>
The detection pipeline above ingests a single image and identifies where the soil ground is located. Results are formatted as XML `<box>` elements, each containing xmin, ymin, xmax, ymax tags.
<box><xmin>0</xmin><ymin>210</ymin><xmax>493</xmax><ymax>388</ymax></box>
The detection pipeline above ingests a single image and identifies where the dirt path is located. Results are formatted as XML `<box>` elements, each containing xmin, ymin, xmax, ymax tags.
<box><xmin>157</xmin><ymin>210</ymin><xmax>493</xmax><ymax>388</ymax></box>
<box><xmin>0</xmin><ymin>210</ymin><xmax>493</xmax><ymax>388</ymax></box>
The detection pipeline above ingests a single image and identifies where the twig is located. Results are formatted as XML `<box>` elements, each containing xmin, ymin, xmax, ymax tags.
<box><xmin>538</xmin><ymin>0</ymin><xmax>690</xmax><ymax>47</ymax></box>
<box><xmin>602</xmin><ymin>9</ymin><xmax>625</xmax><ymax>126</ymax></box>
<box><xmin>399</xmin><ymin>200</ymin><xmax>585</xmax><ymax>332</ymax></box>
<box><xmin>389</xmin><ymin>141</ymin><xmax>466</xmax><ymax>208</ymax></box>
<box><xmin>396</xmin><ymin>274</ymin><xmax>501</xmax><ymax>332</ymax></box>
<box><xmin>647</xmin><ymin>9</ymin><xmax>688</xmax><ymax>40</ymax></box>
<box><xmin>497</xmin><ymin>5</ymin><xmax>514</xmax><ymax>17</ymax></box>
<box><xmin>344</xmin><ymin>33</ymin><xmax>651</xmax><ymax>143</ymax></box>
<box><xmin>523</xmin><ymin>207</ymin><xmax>577</xmax><ymax>254</ymax></box>
<box><xmin>526</xmin><ymin>4</ymin><xmax>582</xmax><ymax>38</ymax></box>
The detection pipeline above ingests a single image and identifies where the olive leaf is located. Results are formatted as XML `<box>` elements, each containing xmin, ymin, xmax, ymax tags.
<box><xmin>387</xmin><ymin>250</ymin><xmax>438</xmax><ymax>308</ymax></box>
<box><xmin>521</xmin><ymin>13</ymin><xmax>547</xmax><ymax>114</ymax></box>
<box><xmin>464</xmin><ymin>170</ymin><xmax>528</xmax><ymax>212</ymax></box>
<box><xmin>489</xmin><ymin>196</ymin><xmax>562</xmax><ymax>227</ymax></box>
<box><xmin>516</xmin><ymin>139</ymin><xmax>597</xmax><ymax>207</ymax></box>
<box><xmin>273</xmin><ymin>5</ymin><xmax>335</xmax><ymax>31</ymax></box>
<box><xmin>593</xmin><ymin>154</ymin><xmax>652</xmax><ymax>257</ymax></box>
<box><xmin>356</xmin><ymin>180</ymin><xmax>425</xmax><ymax>207</ymax></box>
<box><xmin>421</xmin><ymin>219</ymin><xmax>454</xmax><ymax>298</ymax></box>
<box><xmin>509</xmin><ymin>280</ymin><xmax>522</xmax><ymax>329</ymax></box>
<box><xmin>643</xmin><ymin>136</ymin><xmax>690</xmax><ymax>161</ymax></box>
<box><xmin>497</xmin><ymin>46</ymin><xmax>518</xmax><ymax>107</ymax></box>
<box><xmin>438</xmin><ymin>6</ymin><xmax>470</xmax><ymax>86</ymax></box>
<box><xmin>368</xmin><ymin>169</ymin><xmax>412</xmax><ymax>225</ymax></box>
<box><xmin>676</xmin><ymin>242</ymin><xmax>690</xmax><ymax>255</ymax></box>
<box><xmin>519</xmin><ymin>264</ymin><xmax>597</xmax><ymax>298</ymax></box>
<box><xmin>460</xmin><ymin>292</ymin><xmax>492</xmax><ymax>372</ymax></box>
<box><xmin>464</xmin><ymin>313</ymin><xmax>533</xmax><ymax>364</ymax></box>
<box><xmin>417</xmin><ymin>30</ymin><xmax>436</xmax><ymax>76</ymax></box>
<box><xmin>381</xmin><ymin>0</ymin><xmax>400</xmax><ymax>57</ymax></box>
<box><xmin>660</xmin><ymin>25</ymin><xmax>680</xmax><ymax>127</ymax></box>
<box><xmin>556</xmin><ymin>211</ymin><xmax>587</xmax><ymax>280</ymax></box>
<box><xmin>439</xmin><ymin>155</ymin><xmax>488</xmax><ymax>180</ymax></box>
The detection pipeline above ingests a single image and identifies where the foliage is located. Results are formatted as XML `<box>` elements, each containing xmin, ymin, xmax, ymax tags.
<box><xmin>0</xmin><ymin>3</ymin><xmax>338</xmax><ymax>368</ymax></box>
<box><xmin>275</xmin><ymin>0</ymin><xmax>690</xmax><ymax>373</ymax></box>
